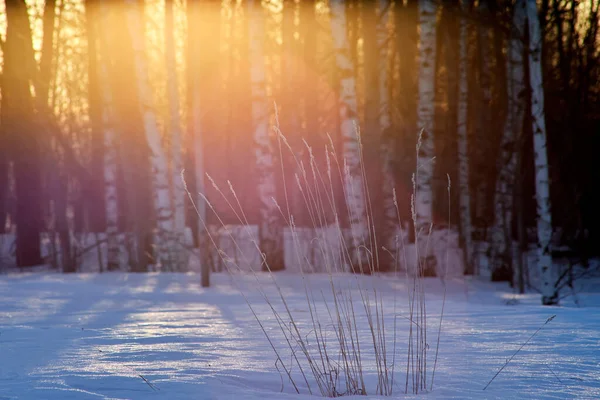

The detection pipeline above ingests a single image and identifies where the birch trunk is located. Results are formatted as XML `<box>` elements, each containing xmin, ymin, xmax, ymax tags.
<box><xmin>526</xmin><ymin>0</ymin><xmax>556</xmax><ymax>305</ymax></box>
<box><xmin>457</xmin><ymin>0</ymin><xmax>474</xmax><ymax>274</ymax></box>
<box><xmin>165</xmin><ymin>0</ymin><xmax>187</xmax><ymax>271</ymax></box>
<box><xmin>415</xmin><ymin>0</ymin><xmax>437</xmax><ymax>262</ymax></box>
<box><xmin>491</xmin><ymin>0</ymin><xmax>526</xmax><ymax>283</ymax></box>
<box><xmin>85</xmin><ymin>0</ymin><xmax>107</xmax><ymax>233</ymax></box>
<box><xmin>330</xmin><ymin>0</ymin><xmax>370</xmax><ymax>273</ymax></box>
<box><xmin>378</xmin><ymin>0</ymin><xmax>398</xmax><ymax>271</ymax></box>
<box><xmin>248</xmin><ymin>0</ymin><xmax>285</xmax><ymax>271</ymax></box>
<box><xmin>95</xmin><ymin>4</ymin><xmax>124</xmax><ymax>271</ymax></box>
<box><xmin>98</xmin><ymin>64</ymin><xmax>122</xmax><ymax>272</ymax></box>
<box><xmin>126</xmin><ymin>0</ymin><xmax>175</xmax><ymax>270</ymax></box>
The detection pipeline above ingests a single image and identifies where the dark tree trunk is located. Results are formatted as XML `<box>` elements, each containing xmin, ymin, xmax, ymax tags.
<box><xmin>56</xmin><ymin>175</ymin><xmax>76</xmax><ymax>273</ymax></box>
<box><xmin>280</xmin><ymin>0</ymin><xmax>298</xmax><ymax>223</ymax></box>
<box><xmin>0</xmin><ymin>161</ymin><xmax>6</xmax><ymax>232</ymax></box>
<box><xmin>3</xmin><ymin>0</ymin><xmax>43</xmax><ymax>267</ymax></box>
<box><xmin>395</xmin><ymin>0</ymin><xmax>419</xmax><ymax>243</ymax></box>
<box><xmin>0</xmin><ymin>93</ymin><xmax>7</xmax><ymax>232</ymax></box>
<box><xmin>187</xmin><ymin>0</ymin><xmax>223</xmax><ymax>282</ymax></box>
<box><xmin>297</xmin><ymin>0</ymin><xmax>319</xmax><ymax>227</ymax></box>
<box><xmin>363</xmin><ymin>0</ymin><xmax>389</xmax><ymax>272</ymax></box>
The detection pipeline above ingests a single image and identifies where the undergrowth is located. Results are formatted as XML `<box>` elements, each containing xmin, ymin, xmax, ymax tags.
<box><xmin>185</xmin><ymin>117</ymin><xmax>449</xmax><ymax>397</ymax></box>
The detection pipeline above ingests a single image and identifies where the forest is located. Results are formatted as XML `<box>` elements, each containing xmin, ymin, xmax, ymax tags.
<box><xmin>1</xmin><ymin>1</ymin><xmax>600</xmax><ymax>398</ymax></box>
<box><xmin>0</xmin><ymin>0</ymin><xmax>599</xmax><ymax>306</ymax></box>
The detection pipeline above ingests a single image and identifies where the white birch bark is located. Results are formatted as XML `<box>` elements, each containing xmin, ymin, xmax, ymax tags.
<box><xmin>457</xmin><ymin>0</ymin><xmax>473</xmax><ymax>274</ymax></box>
<box><xmin>165</xmin><ymin>0</ymin><xmax>187</xmax><ymax>271</ymax></box>
<box><xmin>379</xmin><ymin>0</ymin><xmax>399</xmax><ymax>269</ymax></box>
<box><xmin>526</xmin><ymin>0</ymin><xmax>556</xmax><ymax>305</ymax></box>
<box><xmin>248</xmin><ymin>0</ymin><xmax>285</xmax><ymax>271</ymax></box>
<box><xmin>491</xmin><ymin>0</ymin><xmax>526</xmax><ymax>279</ymax></box>
<box><xmin>126</xmin><ymin>0</ymin><xmax>175</xmax><ymax>270</ymax></box>
<box><xmin>96</xmin><ymin>4</ymin><xmax>123</xmax><ymax>271</ymax></box>
<box><xmin>99</xmin><ymin>62</ymin><xmax>122</xmax><ymax>272</ymax></box>
<box><xmin>415</xmin><ymin>0</ymin><xmax>436</xmax><ymax>256</ymax></box>
<box><xmin>330</xmin><ymin>0</ymin><xmax>369</xmax><ymax>272</ymax></box>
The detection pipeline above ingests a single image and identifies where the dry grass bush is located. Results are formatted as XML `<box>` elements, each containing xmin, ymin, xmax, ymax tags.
<box><xmin>185</xmin><ymin>118</ymin><xmax>448</xmax><ymax>396</ymax></box>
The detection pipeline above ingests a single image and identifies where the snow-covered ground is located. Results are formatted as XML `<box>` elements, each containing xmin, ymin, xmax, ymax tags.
<box><xmin>0</xmin><ymin>272</ymin><xmax>599</xmax><ymax>399</ymax></box>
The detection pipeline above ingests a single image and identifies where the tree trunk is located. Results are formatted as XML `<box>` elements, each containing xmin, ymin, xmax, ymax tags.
<box><xmin>55</xmin><ymin>174</ymin><xmax>76</xmax><ymax>273</ymax></box>
<box><xmin>0</xmin><ymin>59</ymin><xmax>7</xmax><ymax>231</ymax></box>
<box><xmin>186</xmin><ymin>0</ymin><xmax>203</xmax><ymax>281</ymax></box>
<box><xmin>475</xmin><ymin>0</ymin><xmax>492</xmax><ymax>229</ymax></box>
<box><xmin>298</xmin><ymin>0</ymin><xmax>322</xmax><ymax>231</ymax></box>
<box><xmin>330</xmin><ymin>0</ymin><xmax>370</xmax><ymax>273</ymax></box>
<box><xmin>457</xmin><ymin>0</ymin><xmax>474</xmax><ymax>275</ymax></box>
<box><xmin>515</xmin><ymin>121</ymin><xmax>527</xmax><ymax>294</ymax></box>
<box><xmin>125</xmin><ymin>0</ymin><xmax>175</xmax><ymax>271</ymax></box>
<box><xmin>394</xmin><ymin>0</ymin><xmax>418</xmax><ymax>242</ymax></box>
<box><xmin>95</xmin><ymin>1</ymin><xmax>125</xmax><ymax>271</ymax></box>
<box><xmin>85</xmin><ymin>0</ymin><xmax>106</xmax><ymax>233</ymax></box>
<box><xmin>187</xmin><ymin>0</ymin><xmax>221</xmax><ymax>285</ymax></box>
<box><xmin>526</xmin><ymin>0</ymin><xmax>556</xmax><ymax>305</ymax></box>
<box><xmin>301</xmin><ymin>0</ymin><xmax>318</xmax><ymax>150</ymax></box>
<box><xmin>378</xmin><ymin>0</ymin><xmax>398</xmax><ymax>272</ymax></box>
<box><xmin>39</xmin><ymin>0</ymin><xmax>56</xmax><ymax>102</ymax></box>
<box><xmin>95</xmin><ymin>15</ymin><xmax>123</xmax><ymax>272</ymax></box>
<box><xmin>281</xmin><ymin>0</ymin><xmax>299</xmax><ymax>223</ymax></box>
<box><xmin>491</xmin><ymin>0</ymin><xmax>526</xmax><ymax>282</ymax></box>
<box><xmin>363</xmin><ymin>0</ymin><xmax>383</xmax><ymax>273</ymax></box>
<box><xmin>165</xmin><ymin>0</ymin><xmax>187</xmax><ymax>271</ymax></box>
<box><xmin>101</xmin><ymin>0</ymin><xmax>153</xmax><ymax>272</ymax></box>
<box><xmin>415</xmin><ymin>0</ymin><xmax>437</xmax><ymax>266</ymax></box>
<box><xmin>100</xmin><ymin>69</ymin><xmax>122</xmax><ymax>272</ymax></box>
<box><xmin>0</xmin><ymin>157</ymin><xmax>5</xmax><ymax>233</ymax></box>
<box><xmin>3</xmin><ymin>0</ymin><xmax>43</xmax><ymax>267</ymax></box>
<box><xmin>248</xmin><ymin>0</ymin><xmax>285</xmax><ymax>272</ymax></box>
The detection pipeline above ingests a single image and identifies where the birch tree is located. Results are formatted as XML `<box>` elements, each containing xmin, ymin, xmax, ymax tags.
<box><xmin>94</xmin><ymin>3</ymin><xmax>124</xmax><ymax>271</ymax></box>
<box><xmin>526</xmin><ymin>0</ymin><xmax>556</xmax><ymax>305</ymax></box>
<box><xmin>415</xmin><ymin>0</ymin><xmax>437</xmax><ymax>264</ymax></box>
<box><xmin>491</xmin><ymin>0</ymin><xmax>526</xmax><ymax>286</ymax></box>
<box><xmin>125</xmin><ymin>0</ymin><xmax>176</xmax><ymax>270</ymax></box>
<box><xmin>98</xmin><ymin>62</ymin><xmax>122</xmax><ymax>272</ymax></box>
<box><xmin>330</xmin><ymin>0</ymin><xmax>370</xmax><ymax>272</ymax></box>
<box><xmin>457</xmin><ymin>0</ymin><xmax>473</xmax><ymax>274</ymax></box>
<box><xmin>85</xmin><ymin>0</ymin><xmax>107</xmax><ymax>234</ymax></box>
<box><xmin>248</xmin><ymin>0</ymin><xmax>285</xmax><ymax>271</ymax></box>
<box><xmin>165</xmin><ymin>0</ymin><xmax>187</xmax><ymax>271</ymax></box>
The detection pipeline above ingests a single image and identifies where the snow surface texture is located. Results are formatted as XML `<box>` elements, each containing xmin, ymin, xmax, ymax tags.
<box><xmin>0</xmin><ymin>272</ymin><xmax>599</xmax><ymax>399</ymax></box>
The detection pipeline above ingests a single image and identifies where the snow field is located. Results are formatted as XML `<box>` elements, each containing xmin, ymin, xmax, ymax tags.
<box><xmin>0</xmin><ymin>272</ymin><xmax>599</xmax><ymax>399</ymax></box>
